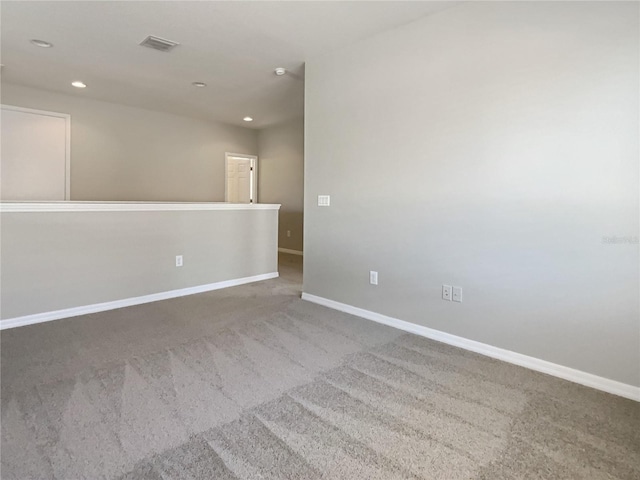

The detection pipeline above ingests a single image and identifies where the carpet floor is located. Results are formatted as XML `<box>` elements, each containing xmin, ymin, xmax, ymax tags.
<box><xmin>2</xmin><ymin>254</ymin><xmax>639</xmax><ymax>479</ymax></box>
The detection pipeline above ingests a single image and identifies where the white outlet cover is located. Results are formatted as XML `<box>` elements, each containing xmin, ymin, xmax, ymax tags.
<box><xmin>369</xmin><ymin>271</ymin><xmax>378</xmax><ymax>285</ymax></box>
<box><xmin>442</xmin><ymin>285</ymin><xmax>452</xmax><ymax>300</ymax></box>
<box><xmin>176</xmin><ymin>255</ymin><xmax>183</xmax><ymax>267</ymax></box>
<box><xmin>452</xmin><ymin>286</ymin><xmax>462</xmax><ymax>302</ymax></box>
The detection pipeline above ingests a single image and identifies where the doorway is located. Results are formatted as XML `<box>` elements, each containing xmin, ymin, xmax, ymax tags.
<box><xmin>1</xmin><ymin>105</ymin><xmax>71</xmax><ymax>200</ymax></box>
<box><xmin>225</xmin><ymin>153</ymin><xmax>258</xmax><ymax>203</ymax></box>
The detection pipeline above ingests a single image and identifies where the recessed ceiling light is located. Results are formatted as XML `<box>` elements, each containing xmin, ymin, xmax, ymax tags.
<box><xmin>243</xmin><ymin>117</ymin><xmax>253</xmax><ymax>122</ymax></box>
<box><xmin>274</xmin><ymin>68</ymin><xmax>286</xmax><ymax>76</ymax></box>
<box><xmin>192</xmin><ymin>82</ymin><xmax>207</xmax><ymax>88</ymax></box>
<box><xmin>30</xmin><ymin>39</ymin><xmax>53</xmax><ymax>48</ymax></box>
<box><xmin>71</xmin><ymin>81</ymin><xmax>87</xmax><ymax>88</ymax></box>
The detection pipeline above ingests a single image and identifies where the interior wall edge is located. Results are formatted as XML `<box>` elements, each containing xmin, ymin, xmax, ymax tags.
<box><xmin>301</xmin><ymin>292</ymin><xmax>640</xmax><ymax>402</ymax></box>
<box><xmin>1</xmin><ymin>272</ymin><xmax>279</xmax><ymax>331</ymax></box>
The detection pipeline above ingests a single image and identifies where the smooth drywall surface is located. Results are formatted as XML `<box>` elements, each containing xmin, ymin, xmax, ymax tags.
<box><xmin>258</xmin><ymin>117</ymin><xmax>304</xmax><ymax>251</ymax></box>
<box><xmin>304</xmin><ymin>2</ymin><xmax>639</xmax><ymax>386</ymax></box>
<box><xmin>1</xmin><ymin>83</ymin><xmax>258</xmax><ymax>201</ymax></box>
<box><xmin>1</xmin><ymin>207</ymin><xmax>278</xmax><ymax>319</ymax></box>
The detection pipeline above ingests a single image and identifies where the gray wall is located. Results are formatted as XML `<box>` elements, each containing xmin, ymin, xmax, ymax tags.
<box><xmin>1</xmin><ymin>83</ymin><xmax>258</xmax><ymax>201</ymax></box>
<box><xmin>304</xmin><ymin>1</ymin><xmax>639</xmax><ymax>386</ymax></box>
<box><xmin>258</xmin><ymin>118</ymin><xmax>304</xmax><ymax>252</ymax></box>
<box><xmin>1</xmin><ymin>208</ymin><xmax>278</xmax><ymax>319</ymax></box>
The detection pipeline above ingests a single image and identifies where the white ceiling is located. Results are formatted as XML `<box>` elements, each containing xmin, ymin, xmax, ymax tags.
<box><xmin>1</xmin><ymin>1</ymin><xmax>458</xmax><ymax>128</ymax></box>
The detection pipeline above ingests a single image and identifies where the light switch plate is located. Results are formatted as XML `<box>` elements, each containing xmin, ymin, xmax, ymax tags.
<box><xmin>318</xmin><ymin>195</ymin><xmax>330</xmax><ymax>206</ymax></box>
<box><xmin>370</xmin><ymin>271</ymin><xmax>378</xmax><ymax>285</ymax></box>
<box><xmin>175</xmin><ymin>255</ymin><xmax>183</xmax><ymax>267</ymax></box>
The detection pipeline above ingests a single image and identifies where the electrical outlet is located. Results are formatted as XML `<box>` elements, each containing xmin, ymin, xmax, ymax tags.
<box><xmin>442</xmin><ymin>285</ymin><xmax>452</xmax><ymax>301</ymax></box>
<box><xmin>452</xmin><ymin>286</ymin><xmax>462</xmax><ymax>303</ymax></box>
<box><xmin>175</xmin><ymin>255</ymin><xmax>183</xmax><ymax>267</ymax></box>
<box><xmin>287</xmin><ymin>230</ymin><xmax>291</xmax><ymax>238</ymax></box>
<box><xmin>370</xmin><ymin>271</ymin><xmax>378</xmax><ymax>285</ymax></box>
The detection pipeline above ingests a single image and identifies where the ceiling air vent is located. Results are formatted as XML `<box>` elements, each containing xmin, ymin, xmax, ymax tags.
<box><xmin>139</xmin><ymin>35</ymin><xmax>179</xmax><ymax>52</ymax></box>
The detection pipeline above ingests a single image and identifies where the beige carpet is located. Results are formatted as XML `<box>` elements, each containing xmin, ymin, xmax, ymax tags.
<box><xmin>2</xmin><ymin>254</ymin><xmax>638</xmax><ymax>479</ymax></box>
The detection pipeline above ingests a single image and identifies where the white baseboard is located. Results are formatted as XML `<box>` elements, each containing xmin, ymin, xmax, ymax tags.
<box><xmin>301</xmin><ymin>292</ymin><xmax>640</xmax><ymax>402</ymax></box>
<box><xmin>278</xmin><ymin>248</ymin><xmax>303</xmax><ymax>256</ymax></box>
<box><xmin>0</xmin><ymin>272</ymin><xmax>279</xmax><ymax>331</ymax></box>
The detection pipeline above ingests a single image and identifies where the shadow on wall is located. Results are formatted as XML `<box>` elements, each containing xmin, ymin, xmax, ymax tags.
<box><xmin>279</xmin><ymin>210</ymin><xmax>303</xmax><ymax>252</ymax></box>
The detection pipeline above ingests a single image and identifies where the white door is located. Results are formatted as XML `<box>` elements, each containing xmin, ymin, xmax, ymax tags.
<box><xmin>225</xmin><ymin>154</ymin><xmax>257</xmax><ymax>203</ymax></box>
<box><xmin>1</xmin><ymin>105</ymin><xmax>70</xmax><ymax>200</ymax></box>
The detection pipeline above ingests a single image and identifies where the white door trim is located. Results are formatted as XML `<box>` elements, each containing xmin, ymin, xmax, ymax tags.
<box><xmin>1</xmin><ymin>104</ymin><xmax>71</xmax><ymax>200</ymax></box>
<box><xmin>225</xmin><ymin>152</ymin><xmax>258</xmax><ymax>203</ymax></box>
